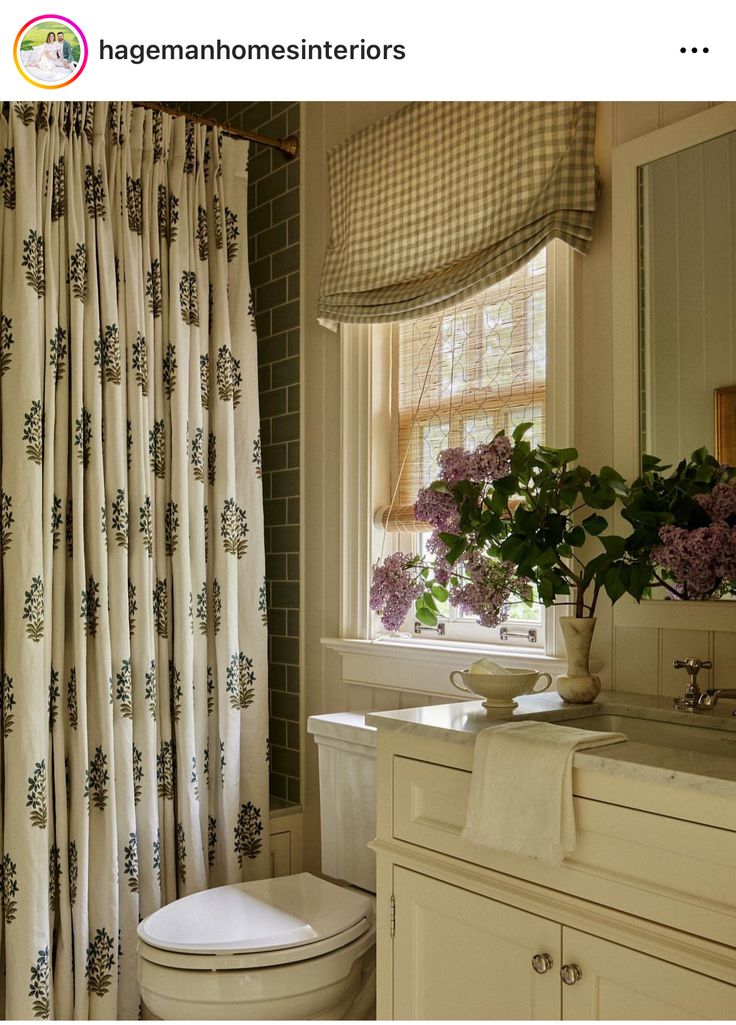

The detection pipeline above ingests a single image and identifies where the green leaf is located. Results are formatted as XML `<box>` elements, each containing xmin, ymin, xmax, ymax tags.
<box><xmin>429</xmin><ymin>480</ymin><xmax>451</xmax><ymax>493</ymax></box>
<box><xmin>567</xmin><ymin>526</ymin><xmax>586</xmax><ymax>547</ymax></box>
<box><xmin>582</xmin><ymin>513</ymin><xmax>607</xmax><ymax>535</ymax></box>
<box><xmin>538</xmin><ymin>577</ymin><xmax>555</xmax><ymax>604</ymax></box>
<box><xmin>536</xmin><ymin>547</ymin><xmax>557</xmax><ymax>568</ymax></box>
<box><xmin>559</xmin><ymin>487</ymin><xmax>579</xmax><ymax>508</ymax></box>
<box><xmin>555</xmin><ymin>447</ymin><xmax>578</xmax><ymax>464</ymax></box>
<box><xmin>445</xmin><ymin>538</ymin><xmax>467</xmax><ymax>564</ymax></box>
<box><xmin>582</xmin><ymin>552</ymin><xmax>612</xmax><ymax>586</ymax></box>
<box><xmin>415</xmin><ymin>605</ymin><xmax>438</xmax><ymax>627</ymax></box>
<box><xmin>512</xmin><ymin>422</ymin><xmax>533</xmax><ymax>443</ymax></box>
<box><xmin>423</xmin><ymin>593</ymin><xmax>438</xmax><ymax>612</ymax></box>
<box><xmin>582</xmin><ymin>484</ymin><xmax>616</xmax><ymax>509</ymax></box>
<box><xmin>491</xmin><ymin>475</ymin><xmax>518</xmax><ymax>497</ymax></box>
<box><xmin>627</xmin><ymin>562</ymin><xmax>652</xmax><ymax>600</ymax></box>
<box><xmin>431</xmin><ymin>584</ymin><xmax>449</xmax><ymax>602</ymax></box>
<box><xmin>549</xmin><ymin>572</ymin><xmax>570</xmax><ymax>595</ymax></box>
<box><xmin>600</xmin><ymin>535</ymin><xmax>626</xmax><ymax>559</ymax></box>
<box><xmin>604</xmin><ymin>565</ymin><xmax>629</xmax><ymax>603</ymax></box>
<box><xmin>691</xmin><ymin>446</ymin><xmax>709</xmax><ymax>465</ymax></box>
<box><xmin>499</xmin><ymin>535</ymin><xmax>527</xmax><ymax>563</ymax></box>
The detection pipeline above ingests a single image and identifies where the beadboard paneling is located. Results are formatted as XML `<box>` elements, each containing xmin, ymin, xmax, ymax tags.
<box><xmin>612</xmin><ymin>622</ymin><xmax>736</xmax><ymax>698</ymax></box>
<box><xmin>613</xmin><ymin>626</ymin><xmax>660</xmax><ymax>694</ymax></box>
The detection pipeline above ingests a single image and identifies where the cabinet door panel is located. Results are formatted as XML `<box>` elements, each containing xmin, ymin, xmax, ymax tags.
<box><xmin>393</xmin><ymin>866</ymin><xmax>561</xmax><ymax>1020</ymax></box>
<box><xmin>562</xmin><ymin>928</ymin><xmax>736</xmax><ymax>1020</ymax></box>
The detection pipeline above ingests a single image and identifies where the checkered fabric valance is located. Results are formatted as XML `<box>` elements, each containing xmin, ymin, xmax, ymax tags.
<box><xmin>318</xmin><ymin>101</ymin><xmax>598</xmax><ymax>326</ymax></box>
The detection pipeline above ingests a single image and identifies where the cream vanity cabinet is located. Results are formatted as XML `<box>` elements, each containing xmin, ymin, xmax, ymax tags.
<box><xmin>369</xmin><ymin>712</ymin><xmax>736</xmax><ymax>1021</ymax></box>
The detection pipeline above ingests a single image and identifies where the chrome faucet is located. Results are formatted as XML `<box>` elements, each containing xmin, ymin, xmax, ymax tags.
<box><xmin>672</xmin><ymin>658</ymin><xmax>712</xmax><ymax>711</ymax></box>
<box><xmin>672</xmin><ymin>658</ymin><xmax>736</xmax><ymax>715</ymax></box>
<box><xmin>696</xmin><ymin>687</ymin><xmax>736</xmax><ymax>711</ymax></box>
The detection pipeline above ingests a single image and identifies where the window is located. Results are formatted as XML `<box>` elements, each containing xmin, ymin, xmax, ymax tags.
<box><xmin>373</xmin><ymin>246</ymin><xmax>563</xmax><ymax>649</ymax></box>
<box><xmin>335</xmin><ymin>239</ymin><xmax>572</xmax><ymax>662</ymax></box>
<box><xmin>390</xmin><ymin>249</ymin><xmax>548</xmax><ymax>528</ymax></box>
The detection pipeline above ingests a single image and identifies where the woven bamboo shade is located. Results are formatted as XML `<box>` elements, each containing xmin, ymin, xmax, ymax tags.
<box><xmin>381</xmin><ymin>250</ymin><xmax>547</xmax><ymax>531</ymax></box>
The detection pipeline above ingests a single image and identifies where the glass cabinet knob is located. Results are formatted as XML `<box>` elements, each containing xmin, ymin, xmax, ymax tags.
<box><xmin>560</xmin><ymin>963</ymin><xmax>583</xmax><ymax>985</ymax></box>
<box><xmin>531</xmin><ymin>953</ymin><xmax>554</xmax><ymax>974</ymax></box>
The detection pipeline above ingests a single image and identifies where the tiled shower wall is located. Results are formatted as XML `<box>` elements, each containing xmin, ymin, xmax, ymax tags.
<box><xmin>174</xmin><ymin>101</ymin><xmax>301</xmax><ymax>805</ymax></box>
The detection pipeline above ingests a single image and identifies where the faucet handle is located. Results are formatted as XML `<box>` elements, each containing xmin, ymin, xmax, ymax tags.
<box><xmin>673</xmin><ymin>658</ymin><xmax>712</xmax><ymax>711</ymax></box>
<box><xmin>673</xmin><ymin>658</ymin><xmax>712</xmax><ymax>676</ymax></box>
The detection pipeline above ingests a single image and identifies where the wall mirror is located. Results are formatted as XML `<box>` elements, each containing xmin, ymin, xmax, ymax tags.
<box><xmin>613</xmin><ymin>103</ymin><xmax>736</xmax><ymax>480</ymax></box>
<box><xmin>639</xmin><ymin>128</ymin><xmax>736</xmax><ymax>466</ymax></box>
<box><xmin>612</xmin><ymin>103</ymin><xmax>736</xmax><ymax>605</ymax></box>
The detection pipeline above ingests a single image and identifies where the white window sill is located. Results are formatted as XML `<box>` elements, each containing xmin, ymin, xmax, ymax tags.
<box><xmin>321</xmin><ymin>636</ymin><xmax>568</xmax><ymax>699</ymax></box>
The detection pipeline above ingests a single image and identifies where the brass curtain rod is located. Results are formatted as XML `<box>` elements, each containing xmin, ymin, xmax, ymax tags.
<box><xmin>132</xmin><ymin>101</ymin><xmax>298</xmax><ymax>159</ymax></box>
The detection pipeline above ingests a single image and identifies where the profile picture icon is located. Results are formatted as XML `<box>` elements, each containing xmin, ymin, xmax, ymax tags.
<box><xmin>14</xmin><ymin>14</ymin><xmax>88</xmax><ymax>88</ymax></box>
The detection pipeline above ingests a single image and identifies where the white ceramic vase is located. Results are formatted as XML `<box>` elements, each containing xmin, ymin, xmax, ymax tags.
<box><xmin>556</xmin><ymin>616</ymin><xmax>600</xmax><ymax>704</ymax></box>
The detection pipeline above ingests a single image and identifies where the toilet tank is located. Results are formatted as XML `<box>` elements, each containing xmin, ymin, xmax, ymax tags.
<box><xmin>307</xmin><ymin>712</ymin><xmax>377</xmax><ymax>893</ymax></box>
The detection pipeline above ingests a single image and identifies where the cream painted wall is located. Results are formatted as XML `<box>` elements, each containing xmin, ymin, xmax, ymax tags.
<box><xmin>300</xmin><ymin>101</ymin><xmax>726</xmax><ymax>874</ymax></box>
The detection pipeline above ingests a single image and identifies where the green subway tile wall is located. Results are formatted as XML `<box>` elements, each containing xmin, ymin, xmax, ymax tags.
<box><xmin>172</xmin><ymin>101</ymin><xmax>301</xmax><ymax>805</ymax></box>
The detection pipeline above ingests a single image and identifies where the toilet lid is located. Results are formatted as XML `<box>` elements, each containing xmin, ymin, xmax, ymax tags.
<box><xmin>137</xmin><ymin>872</ymin><xmax>372</xmax><ymax>956</ymax></box>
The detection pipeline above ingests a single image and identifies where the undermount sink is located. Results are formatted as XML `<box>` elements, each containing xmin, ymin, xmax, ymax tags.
<box><xmin>572</xmin><ymin>712</ymin><xmax>736</xmax><ymax>758</ymax></box>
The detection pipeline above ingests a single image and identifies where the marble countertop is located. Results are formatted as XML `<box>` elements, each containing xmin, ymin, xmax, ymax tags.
<box><xmin>366</xmin><ymin>691</ymin><xmax>736</xmax><ymax>797</ymax></box>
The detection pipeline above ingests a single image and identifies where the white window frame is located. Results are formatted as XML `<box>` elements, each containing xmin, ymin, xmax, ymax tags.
<box><xmin>327</xmin><ymin>240</ymin><xmax>575</xmax><ymax>683</ymax></box>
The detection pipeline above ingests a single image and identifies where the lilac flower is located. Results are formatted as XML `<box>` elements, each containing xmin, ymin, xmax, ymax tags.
<box><xmin>448</xmin><ymin>555</ymin><xmax>519</xmax><ymax>628</ymax></box>
<box><xmin>425</xmin><ymin>531</ymin><xmax>452</xmax><ymax>586</ymax></box>
<box><xmin>469</xmin><ymin>436</ymin><xmax>513</xmax><ymax>482</ymax></box>
<box><xmin>414</xmin><ymin>488</ymin><xmax>459</xmax><ymax>531</ymax></box>
<box><xmin>437</xmin><ymin>436</ymin><xmax>512</xmax><ymax>485</ymax></box>
<box><xmin>654</xmin><ymin>523</ymin><xmax>736</xmax><ymax>598</ymax></box>
<box><xmin>437</xmin><ymin>447</ymin><xmax>475</xmax><ymax>485</ymax></box>
<box><xmin>695</xmin><ymin>481</ymin><xmax>736</xmax><ymax>523</ymax></box>
<box><xmin>370</xmin><ymin>552</ymin><xmax>424</xmax><ymax>631</ymax></box>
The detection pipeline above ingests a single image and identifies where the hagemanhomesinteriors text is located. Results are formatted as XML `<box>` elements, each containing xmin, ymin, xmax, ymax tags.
<box><xmin>100</xmin><ymin>38</ymin><xmax>407</xmax><ymax>64</ymax></box>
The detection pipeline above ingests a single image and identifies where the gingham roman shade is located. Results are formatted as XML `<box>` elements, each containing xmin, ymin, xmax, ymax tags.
<box><xmin>318</xmin><ymin>101</ymin><xmax>598</xmax><ymax>325</ymax></box>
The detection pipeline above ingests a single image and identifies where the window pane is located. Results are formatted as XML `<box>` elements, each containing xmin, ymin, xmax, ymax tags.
<box><xmin>395</xmin><ymin>249</ymin><xmax>546</xmax><ymax>515</ymax></box>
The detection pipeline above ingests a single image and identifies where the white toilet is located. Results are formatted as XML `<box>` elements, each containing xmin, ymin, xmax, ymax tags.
<box><xmin>137</xmin><ymin>712</ymin><xmax>377</xmax><ymax>1019</ymax></box>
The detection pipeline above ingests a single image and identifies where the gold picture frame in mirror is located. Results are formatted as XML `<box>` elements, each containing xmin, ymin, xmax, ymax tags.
<box><xmin>715</xmin><ymin>385</ymin><xmax>736</xmax><ymax>466</ymax></box>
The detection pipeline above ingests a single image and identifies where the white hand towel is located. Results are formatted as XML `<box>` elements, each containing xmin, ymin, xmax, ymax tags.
<box><xmin>461</xmin><ymin>720</ymin><xmax>627</xmax><ymax>865</ymax></box>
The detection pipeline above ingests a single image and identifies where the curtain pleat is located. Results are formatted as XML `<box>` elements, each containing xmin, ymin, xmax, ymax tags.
<box><xmin>0</xmin><ymin>100</ymin><xmax>269</xmax><ymax>1020</ymax></box>
<box><xmin>318</xmin><ymin>101</ymin><xmax>597</xmax><ymax>325</ymax></box>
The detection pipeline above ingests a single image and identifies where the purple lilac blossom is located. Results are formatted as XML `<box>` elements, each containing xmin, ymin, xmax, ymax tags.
<box><xmin>694</xmin><ymin>481</ymin><xmax>736</xmax><ymax>522</ymax></box>
<box><xmin>425</xmin><ymin>531</ymin><xmax>452</xmax><ymax>586</ymax></box>
<box><xmin>448</xmin><ymin>553</ymin><xmax>522</xmax><ymax>628</ymax></box>
<box><xmin>414</xmin><ymin>488</ymin><xmax>460</xmax><ymax>531</ymax></box>
<box><xmin>437</xmin><ymin>447</ymin><xmax>475</xmax><ymax>485</ymax></box>
<box><xmin>437</xmin><ymin>436</ymin><xmax>512</xmax><ymax>485</ymax></box>
<box><xmin>469</xmin><ymin>436</ymin><xmax>513</xmax><ymax>482</ymax></box>
<box><xmin>370</xmin><ymin>552</ymin><xmax>424</xmax><ymax>631</ymax></box>
<box><xmin>654</xmin><ymin>523</ymin><xmax>736</xmax><ymax>598</ymax></box>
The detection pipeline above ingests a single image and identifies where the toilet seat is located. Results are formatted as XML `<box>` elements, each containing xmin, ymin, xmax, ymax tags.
<box><xmin>137</xmin><ymin>872</ymin><xmax>374</xmax><ymax>970</ymax></box>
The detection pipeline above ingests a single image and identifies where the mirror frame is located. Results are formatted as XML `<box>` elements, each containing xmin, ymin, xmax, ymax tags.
<box><xmin>612</xmin><ymin>102</ymin><xmax>736</xmax><ymax>483</ymax></box>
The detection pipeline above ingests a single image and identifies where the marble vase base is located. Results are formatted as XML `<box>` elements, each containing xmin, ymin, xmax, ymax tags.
<box><xmin>557</xmin><ymin>616</ymin><xmax>601</xmax><ymax>704</ymax></box>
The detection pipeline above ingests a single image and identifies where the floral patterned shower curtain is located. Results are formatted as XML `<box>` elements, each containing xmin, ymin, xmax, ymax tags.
<box><xmin>0</xmin><ymin>100</ymin><xmax>270</xmax><ymax>1019</ymax></box>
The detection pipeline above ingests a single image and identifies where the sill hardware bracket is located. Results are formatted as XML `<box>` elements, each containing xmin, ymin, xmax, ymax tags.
<box><xmin>413</xmin><ymin>620</ymin><xmax>446</xmax><ymax>636</ymax></box>
<box><xmin>500</xmin><ymin>626</ymin><xmax>537</xmax><ymax>643</ymax></box>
